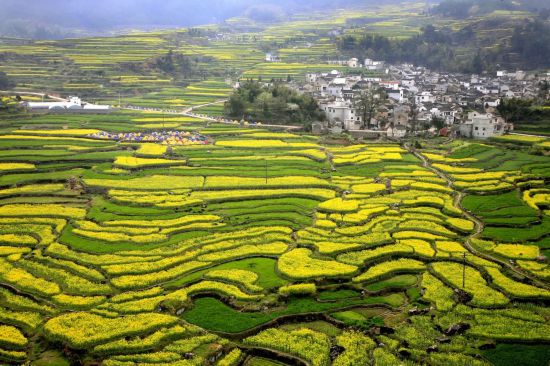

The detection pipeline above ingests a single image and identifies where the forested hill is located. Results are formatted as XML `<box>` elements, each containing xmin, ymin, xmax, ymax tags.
<box><xmin>338</xmin><ymin>0</ymin><xmax>550</xmax><ymax>73</ymax></box>
<box><xmin>433</xmin><ymin>0</ymin><xmax>550</xmax><ymax>19</ymax></box>
<box><xmin>0</xmin><ymin>0</ymin><xmax>407</xmax><ymax>40</ymax></box>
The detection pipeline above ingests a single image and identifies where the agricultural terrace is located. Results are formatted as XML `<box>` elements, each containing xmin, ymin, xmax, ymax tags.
<box><xmin>0</xmin><ymin>109</ymin><xmax>548</xmax><ymax>365</ymax></box>
<box><xmin>0</xmin><ymin>2</ymin><xmax>431</xmax><ymax>106</ymax></box>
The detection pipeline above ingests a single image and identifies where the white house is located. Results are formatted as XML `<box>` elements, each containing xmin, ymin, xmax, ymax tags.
<box><xmin>415</xmin><ymin>92</ymin><xmax>435</xmax><ymax>104</ymax></box>
<box><xmin>386</xmin><ymin>88</ymin><xmax>404</xmax><ymax>102</ymax></box>
<box><xmin>265</xmin><ymin>53</ymin><xmax>281</xmax><ymax>62</ymax></box>
<box><xmin>386</xmin><ymin>125</ymin><xmax>407</xmax><ymax>138</ymax></box>
<box><xmin>26</xmin><ymin>96</ymin><xmax>111</xmax><ymax>113</ymax></box>
<box><xmin>348</xmin><ymin>58</ymin><xmax>359</xmax><ymax>68</ymax></box>
<box><xmin>320</xmin><ymin>98</ymin><xmax>362</xmax><ymax>130</ymax></box>
<box><xmin>380</xmin><ymin>81</ymin><xmax>400</xmax><ymax>91</ymax></box>
<box><xmin>401</xmin><ymin>79</ymin><xmax>415</xmax><ymax>87</ymax></box>
<box><xmin>459</xmin><ymin>112</ymin><xmax>506</xmax><ymax>139</ymax></box>
<box><xmin>364</xmin><ymin>59</ymin><xmax>385</xmax><ymax>71</ymax></box>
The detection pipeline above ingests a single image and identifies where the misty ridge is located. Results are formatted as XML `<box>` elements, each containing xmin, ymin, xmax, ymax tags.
<box><xmin>0</xmin><ymin>0</ymin><xmax>404</xmax><ymax>39</ymax></box>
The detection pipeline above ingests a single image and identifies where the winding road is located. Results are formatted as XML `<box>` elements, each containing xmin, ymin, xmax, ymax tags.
<box><xmin>408</xmin><ymin>144</ymin><xmax>550</xmax><ymax>290</ymax></box>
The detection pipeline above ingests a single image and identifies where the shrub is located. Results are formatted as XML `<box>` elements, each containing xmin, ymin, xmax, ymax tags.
<box><xmin>278</xmin><ymin>283</ymin><xmax>316</xmax><ymax>297</ymax></box>
<box><xmin>217</xmin><ymin>348</ymin><xmax>242</xmax><ymax>366</ymax></box>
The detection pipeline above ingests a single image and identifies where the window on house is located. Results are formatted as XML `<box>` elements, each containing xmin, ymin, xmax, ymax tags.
<box><xmin>475</xmin><ymin>127</ymin><xmax>479</xmax><ymax>130</ymax></box>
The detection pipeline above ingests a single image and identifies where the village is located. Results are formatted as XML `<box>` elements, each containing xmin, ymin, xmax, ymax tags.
<box><xmin>295</xmin><ymin>57</ymin><xmax>549</xmax><ymax>139</ymax></box>
<box><xmin>17</xmin><ymin>54</ymin><xmax>549</xmax><ymax>142</ymax></box>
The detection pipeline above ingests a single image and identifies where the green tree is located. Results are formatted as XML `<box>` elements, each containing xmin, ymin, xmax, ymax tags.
<box><xmin>225</xmin><ymin>82</ymin><xmax>324</xmax><ymax>126</ymax></box>
<box><xmin>0</xmin><ymin>71</ymin><xmax>15</xmax><ymax>89</ymax></box>
<box><xmin>224</xmin><ymin>93</ymin><xmax>247</xmax><ymax>119</ymax></box>
<box><xmin>431</xmin><ymin>116</ymin><xmax>446</xmax><ymax>129</ymax></box>
<box><xmin>471</xmin><ymin>53</ymin><xmax>484</xmax><ymax>75</ymax></box>
<box><xmin>497</xmin><ymin>98</ymin><xmax>533</xmax><ymax>123</ymax></box>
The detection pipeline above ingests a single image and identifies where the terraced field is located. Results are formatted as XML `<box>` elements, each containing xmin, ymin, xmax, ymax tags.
<box><xmin>0</xmin><ymin>111</ymin><xmax>548</xmax><ymax>365</ymax></box>
<box><xmin>2</xmin><ymin>3</ymin><xmax>430</xmax><ymax>103</ymax></box>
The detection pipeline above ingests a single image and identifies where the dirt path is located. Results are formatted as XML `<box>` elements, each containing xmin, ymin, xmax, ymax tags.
<box><xmin>124</xmin><ymin>101</ymin><xmax>303</xmax><ymax>131</ymax></box>
<box><xmin>182</xmin><ymin>99</ymin><xmax>227</xmax><ymax>114</ymax></box>
<box><xmin>0</xmin><ymin>90</ymin><xmax>66</xmax><ymax>101</ymax></box>
<box><xmin>407</xmin><ymin>144</ymin><xmax>550</xmax><ymax>290</ymax></box>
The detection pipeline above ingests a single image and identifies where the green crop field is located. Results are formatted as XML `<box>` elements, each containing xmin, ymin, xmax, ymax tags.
<box><xmin>0</xmin><ymin>1</ymin><xmax>549</xmax><ymax>364</ymax></box>
<box><xmin>0</xmin><ymin>110</ymin><xmax>548</xmax><ymax>366</ymax></box>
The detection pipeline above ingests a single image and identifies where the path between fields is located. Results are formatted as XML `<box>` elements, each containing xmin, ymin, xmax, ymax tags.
<box><xmin>182</xmin><ymin>99</ymin><xmax>227</xmax><ymax>114</ymax></box>
<box><xmin>407</xmin><ymin>144</ymin><xmax>550</xmax><ymax>290</ymax></box>
<box><xmin>0</xmin><ymin>90</ymin><xmax>66</xmax><ymax>101</ymax></box>
<box><xmin>123</xmin><ymin>100</ymin><xmax>303</xmax><ymax>131</ymax></box>
<box><xmin>509</xmin><ymin>132</ymin><xmax>549</xmax><ymax>139</ymax></box>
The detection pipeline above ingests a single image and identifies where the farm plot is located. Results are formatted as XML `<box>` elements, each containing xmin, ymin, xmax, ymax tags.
<box><xmin>0</xmin><ymin>112</ymin><xmax>548</xmax><ymax>366</ymax></box>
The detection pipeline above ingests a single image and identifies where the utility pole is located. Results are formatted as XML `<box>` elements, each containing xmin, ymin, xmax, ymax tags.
<box><xmin>462</xmin><ymin>252</ymin><xmax>467</xmax><ymax>289</ymax></box>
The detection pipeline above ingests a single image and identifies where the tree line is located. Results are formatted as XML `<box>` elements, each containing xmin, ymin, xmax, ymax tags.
<box><xmin>224</xmin><ymin>81</ymin><xmax>325</xmax><ymax>128</ymax></box>
<box><xmin>337</xmin><ymin>18</ymin><xmax>550</xmax><ymax>73</ymax></box>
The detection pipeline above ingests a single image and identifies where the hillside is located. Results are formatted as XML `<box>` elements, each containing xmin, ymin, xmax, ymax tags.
<box><xmin>0</xmin><ymin>0</ymin><xmax>405</xmax><ymax>39</ymax></box>
<box><xmin>0</xmin><ymin>108</ymin><xmax>549</xmax><ymax>365</ymax></box>
<box><xmin>0</xmin><ymin>2</ymin><xmax>550</xmax><ymax>365</ymax></box>
<box><xmin>1</xmin><ymin>1</ymin><xmax>548</xmax><ymax>110</ymax></box>
<box><xmin>337</xmin><ymin>1</ymin><xmax>550</xmax><ymax>73</ymax></box>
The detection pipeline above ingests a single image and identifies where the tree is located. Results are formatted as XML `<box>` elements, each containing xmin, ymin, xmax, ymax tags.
<box><xmin>538</xmin><ymin>81</ymin><xmax>549</xmax><ymax>103</ymax></box>
<box><xmin>431</xmin><ymin>116</ymin><xmax>446</xmax><ymax>130</ymax></box>
<box><xmin>471</xmin><ymin>52</ymin><xmax>484</xmax><ymax>75</ymax></box>
<box><xmin>409</xmin><ymin>99</ymin><xmax>419</xmax><ymax>134</ymax></box>
<box><xmin>0</xmin><ymin>72</ymin><xmax>15</xmax><ymax>90</ymax></box>
<box><xmin>354</xmin><ymin>88</ymin><xmax>382</xmax><ymax>129</ymax></box>
<box><xmin>225</xmin><ymin>82</ymin><xmax>324</xmax><ymax>126</ymax></box>
<box><xmin>156</xmin><ymin>50</ymin><xmax>175</xmax><ymax>74</ymax></box>
<box><xmin>224</xmin><ymin>93</ymin><xmax>247</xmax><ymax>119</ymax></box>
<box><xmin>497</xmin><ymin>98</ymin><xmax>533</xmax><ymax>123</ymax></box>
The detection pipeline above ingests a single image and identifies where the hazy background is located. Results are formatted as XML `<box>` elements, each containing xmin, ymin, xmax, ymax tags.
<box><xmin>1</xmin><ymin>0</ymin><xmax>546</xmax><ymax>40</ymax></box>
<box><xmin>0</xmin><ymin>0</ymin><xmax>397</xmax><ymax>39</ymax></box>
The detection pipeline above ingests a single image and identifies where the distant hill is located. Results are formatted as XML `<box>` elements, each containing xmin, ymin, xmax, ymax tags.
<box><xmin>433</xmin><ymin>0</ymin><xmax>550</xmax><ymax>19</ymax></box>
<box><xmin>0</xmin><ymin>0</ymin><xmax>407</xmax><ymax>39</ymax></box>
<box><xmin>335</xmin><ymin>0</ymin><xmax>550</xmax><ymax>72</ymax></box>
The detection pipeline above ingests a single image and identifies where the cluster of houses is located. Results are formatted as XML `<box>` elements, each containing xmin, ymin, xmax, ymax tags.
<box><xmin>326</xmin><ymin>58</ymin><xmax>388</xmax><ymax>72</ymax></box>
<box><xmin>300</xmin><ymin>59</ymin><xmax>548</xmax><ymax>139</ymax></box>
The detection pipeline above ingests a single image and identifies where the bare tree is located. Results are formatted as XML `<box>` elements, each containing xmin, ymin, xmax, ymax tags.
<box><xmin>409</xmin><ymin>98</ymin><xmax>419</xmax><ymax>134</ymax></box>
<box><xmin>354</xmin><ymin>88</ymin><xmax>383</xmax><ymax>130</ymax></box>
<box><xmin>66</xmin><ymin>176</ymin><xmax>82</xmax><ymax>191</ymax></box>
